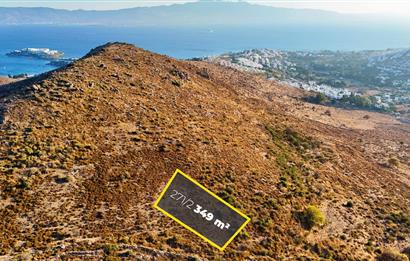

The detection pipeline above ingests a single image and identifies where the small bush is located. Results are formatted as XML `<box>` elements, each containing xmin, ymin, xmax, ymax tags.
<box><xmin>265</xmin><ymin>125</ymin><xmax>281</xmax><ymax>140</ymax></box>
<box><xmin>304</xmin><ymin>92</ymin><xmax>329</xmax><ymax>105</ymax></box>
<box><xmin>311</xmin><ymin>242</ymin><xmax>336</xmax><ymax>259</ymax></box>
<box><xmin>171</xmin><ymin>79</ymin><xmax>181</xmax><ymax>87</ymax></box>
<box><xmin>283</xmin><ymin>128</ymin><xmax>320</xmax><ymax>150</ymax></box>
<box><xmin>389</xmin><ymin>212</ymin><xmax>410</xmax><ymax>228</ymax></box>
<box><xmin>255</xmin><ymin>217</ymin><xmax>272</xmax><ymax>232</ymax></box>
<box><xmin>299</xmin><ymin>205</ymin><xmax>326</xmax><ymax>230</ymax></box>
<box><xmin>165</xmin><ymin>236</ymin><xmax>180</xmax><ymax>248</ymax></box>
<box><xmin>264</xmin><ymin>198</ymin><xmax>280</xmax><ymax>210</ymax></box>
<box><xmin>103</xmin><ymin>244</ymin><xmax>119</xmax><ymax>255</ymax></box>
<box><xmin>17</xmin><ymin>178</ymin><xmax>30</xmax><ymax>189</ymax></box>
<box><xmin>265</xmin><ymin>125</ymin><xmax>319</xmax><ymax>151</ymax></box>
<box><xmin>217</xmin><ymin>190</ymin><xmax>235</xmax><ymax>206</ymax></box>
<box><xmin>343</xmin><ymin>201</ymin><xmax>354</xmax><ymax>208</ymax></box>
<box><xmin>388</xmin><ymin>158</ymin><xmax>400</xmax><ymax>168</ymax></box>
<box><xmin>377</xmin><ymin>248</ymin><xmax>409</xmax><ymax>261</ymax></box>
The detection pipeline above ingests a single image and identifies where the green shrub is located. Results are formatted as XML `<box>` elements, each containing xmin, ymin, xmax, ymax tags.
<box><xmin>283</xmin><ymin>128</ymin><xmax>320</xmax><ymax>150</ymax></box>
<box><xmin>389</xmin><ymin>212</ymin><xmax>410</xmax><ymax>228</ymax></box>
<box><xmin>17</xmin><ymin>178</ymin><xmax>30</xmax><ymax>189</ymax></box>
<box><xmin>264</xmin><ymin>198</ymin><xmax>280</xmax><ymax>210</ymax></box>
<box><xmin>217</xmin><ymin>189</ymin><xmax>236</xmax><ymax>206</ymax></box>
<box><xmin>299</xmin><ymin>205</ymin><xmax>326</xmax><ymax>230</ymax></box>
<box><xmin>265</xmin><ymin>125</ymin><xmax>281</xmax><ymax>140</ymax></box>
<box><xmin>341</xmin><ymin>93</ymin><xmax>373</xmax><ymax>108</ymax></box>
<box><xmin>266</xmin><ymin>125</ymin><xmax>319</xmax><ymax>151</ymax></box>
<box><xmin>304</xmin><ymin>92</ymin><xmax>329</xmax><ymax>105</ymax></box>
<box><xmin>171</xmin><ymin>79</ymin><xmax>181</xmax><ymax>87</ymax></box>
<box><xmin>388</xmin><ymin>158</ymin><xmax>400</xmax><ymax>168</ymax></box>
<box><xmin>255</xmin><ymin>217</ymin><xmax>272</xmax><ymax>232</ymax></box>
<box><xmin>165</xmin><ymin>236</ymin><xmax>180</xmax><ymax>248</ymax></box>
<box><xmin>311</xmin><ymin>242</ymin><xmax>336</xmax><ymax>259</ymax></box>
<box><xmin>103</xmin><ymin>244</ymin><xmax>119</xmax><ymax>255</ymax></box>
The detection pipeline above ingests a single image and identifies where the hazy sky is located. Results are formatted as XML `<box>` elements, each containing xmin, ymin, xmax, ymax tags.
<box><xmin>1</xmin><ymin>0</ymin><xmax>410</xmax><ymax>16</ymax></box>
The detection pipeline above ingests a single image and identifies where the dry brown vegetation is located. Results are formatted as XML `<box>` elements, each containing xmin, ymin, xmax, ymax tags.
<box><xmin>0</xmin><ymin>43</ymin><xmax>409</xmax><ymax>260</ymax></box>
<box><xmin>0</xmin><ymin>77</ymin><xmax>18</xmax><ymax>86</ymax></box>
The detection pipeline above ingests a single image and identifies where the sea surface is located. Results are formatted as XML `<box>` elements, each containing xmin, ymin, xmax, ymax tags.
<box><xmin>1</xmin><ymin>25</ymin><xmax>410</xmax><ymax>76</ymax></box>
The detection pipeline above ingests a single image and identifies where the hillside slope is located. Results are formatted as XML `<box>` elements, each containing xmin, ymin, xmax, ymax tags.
<box><xmin>0</xmin><ymin>43</ymin><xmax>409</xmax><ymax>260</ymax></box>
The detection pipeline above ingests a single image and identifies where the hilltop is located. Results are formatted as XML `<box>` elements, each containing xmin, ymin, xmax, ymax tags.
<box><xmin>0</xmin><ymin>43</ymin><xmax>409</xmax><ymax>260</ymax></box>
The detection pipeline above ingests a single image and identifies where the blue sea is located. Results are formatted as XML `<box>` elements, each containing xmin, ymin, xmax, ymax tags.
<box><xmin>1</xmin><ymin>25</ymin><xmax>410</xmax><ymax>76</ymax></box>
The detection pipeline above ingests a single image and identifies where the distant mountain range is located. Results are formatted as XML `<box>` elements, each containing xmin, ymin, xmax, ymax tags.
<box><xmin>0</xmin><ymin>1</ymin><xmax>403</xmax><ymax>27</ymax></box>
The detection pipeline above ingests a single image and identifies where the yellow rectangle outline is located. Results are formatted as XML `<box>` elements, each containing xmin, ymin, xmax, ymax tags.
<box><xmin>153</xmin><ymin>168</ymin><xmax>251</xmax><ymax>251</ymax></box>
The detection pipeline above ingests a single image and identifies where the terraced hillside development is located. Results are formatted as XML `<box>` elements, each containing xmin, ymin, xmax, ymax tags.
<box><xmin>200</xmin><ymin>49</ymin><xmax>410</xmax><ymax>118</ymax></box>
<box><xmin>0</xmin><ymin>43</ymin><xmax>409</xmax><ymax>260</ymax></box>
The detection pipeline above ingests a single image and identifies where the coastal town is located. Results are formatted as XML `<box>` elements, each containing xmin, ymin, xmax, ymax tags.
<box><xmin>200</xmin><ymin>48</ymin><xmax>410</xmax><ymax>119</ymax></box>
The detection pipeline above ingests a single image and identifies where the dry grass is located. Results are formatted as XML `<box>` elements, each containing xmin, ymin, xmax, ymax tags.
<box><xmin>0</xmin><ymin>43</ymin><xmax>409</xmax><ymax>259</ymax></box>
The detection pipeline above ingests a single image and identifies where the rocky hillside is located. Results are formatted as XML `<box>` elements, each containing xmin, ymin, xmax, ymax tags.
<box><xmin>0</xmin><ymin>43</ymin><xmax>409</xmax><ymax>260</ymax></box>
<box><xmin>0</xmin><ymin>77</ymin><xmax>18</xmax><ymax>86</ymax></box>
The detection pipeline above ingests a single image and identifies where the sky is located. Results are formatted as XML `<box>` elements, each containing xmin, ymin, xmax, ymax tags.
<box><xmin>0</xmin><ymin>0</ymin><xmax>410</xmax><ymax>16</ymax></box>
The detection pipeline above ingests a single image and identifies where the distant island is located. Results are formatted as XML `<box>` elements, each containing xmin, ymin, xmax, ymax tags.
<box><xmin>6</xmin><ymin>48</ymin><xmax>64</xmax><ymax>60</ymax></box>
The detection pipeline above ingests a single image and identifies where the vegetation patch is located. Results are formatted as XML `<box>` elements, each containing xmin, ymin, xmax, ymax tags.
<box><xmin>265</xmin><ymin>124</ymin><xmax>323</xmax><ymax>202</ymax></box>
<box><xmin>265</xmin><ymin>125</ymin><xmax>320</xmax><ymax>153</ymax></box>
<box><xmin>388</xmin><ymin>157</ymin><xmax>400</xmax><ymax>168</ymax></box>
<box><xmin>388</xmin><ymin>212</ymin><xmax>410</xmax><ymax>229</ymax></box>
<box><xmin>103</xmin><ymin>244</ymin><xmax>119</xmax><ymax>255</ymax></box>
<box><xmin>304</xmin><ymin>92</ymin><xmax>329</xmax><ymax>105</ymax></box>
<box><xmin>297</xmin><ymin>205</ymin><xmax>326</xmax><ymax>230</ymax></box>
<box><xmin>377</xmin><ymin>248</ymin><xmax>409</xmax><ymax>261</ymax></box>
<box><xmin>304</xmin><ymin>91</ymin><xmax>397</xmax><ymax>112</ymax></box>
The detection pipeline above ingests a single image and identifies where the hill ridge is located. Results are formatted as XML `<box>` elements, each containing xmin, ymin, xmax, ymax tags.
<box><xmin>0</xmin><ymin>43</ymin><xmax>409</xmax><ymax>260</ymax></box>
